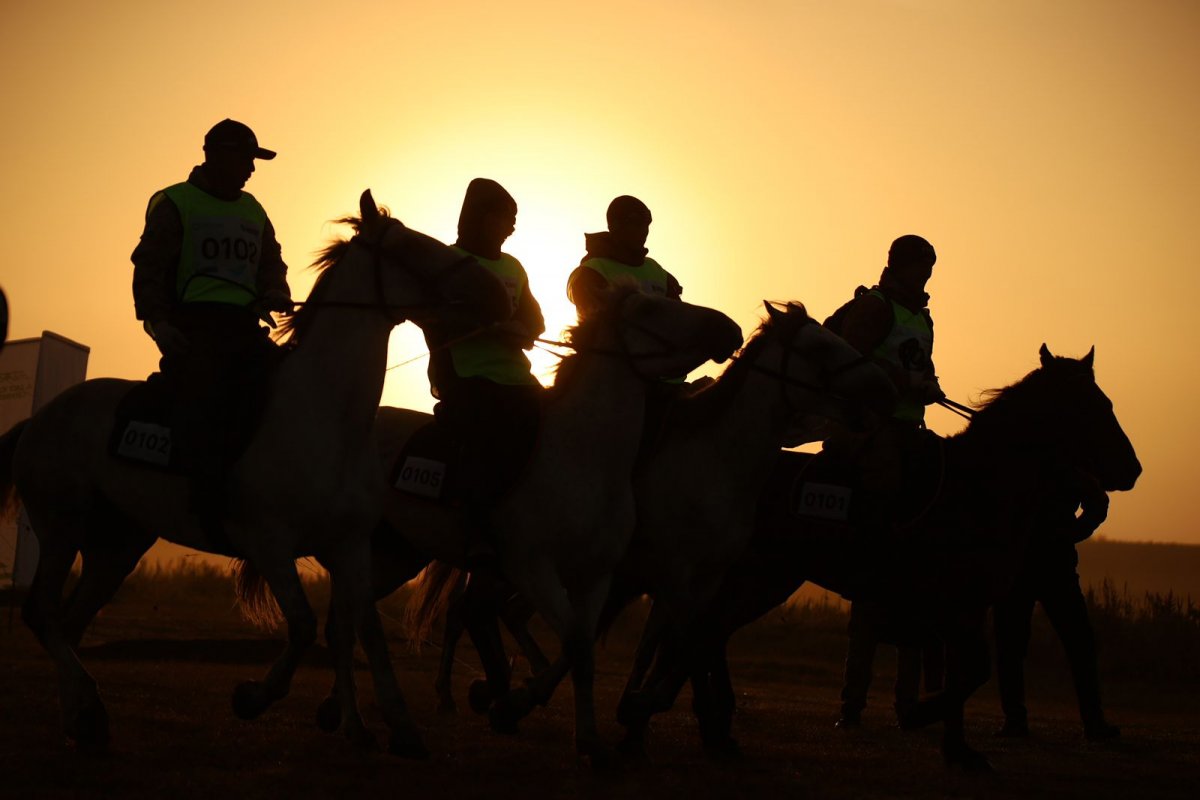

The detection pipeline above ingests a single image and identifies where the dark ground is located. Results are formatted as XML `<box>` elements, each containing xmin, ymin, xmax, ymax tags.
<box><xmin>1</xmin><ymin>594</ymin><xmax>1197</xmax><ymax>799</ymax></box>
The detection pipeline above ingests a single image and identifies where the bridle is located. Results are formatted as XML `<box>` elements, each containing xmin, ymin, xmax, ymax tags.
<box><xmin>289</xmin><ymin>222</ymin><xmax>479</xmax><ymax>325</ymax></box>
<box><xmin>743</xmin><ymin>314</ymin><xmax>878</xmax><ymax>416</ymax></box>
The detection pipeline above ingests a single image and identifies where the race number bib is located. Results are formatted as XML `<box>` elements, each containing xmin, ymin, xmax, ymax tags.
<box><xmin>791</xmin><ymin>481</ymin><xmax>852</xmax><ymax>522</ymax></box>
<box><xmin>394</xmin><ymin>456</ymin><xmax>447</xmax><ymax>499</ymax></box>
<box><xmin>116</xmin><ymin>421</ymin><xmax>173</xmax><ymax>467</ymax></box>
<box><xmin>191</xmin><ymin>215</ymin><xmax>261</xmax><ymax>285</ymax></box>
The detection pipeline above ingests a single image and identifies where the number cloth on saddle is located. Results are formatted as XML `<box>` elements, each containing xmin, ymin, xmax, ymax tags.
<box><xmin>109</xmin><ymin>374</ymin><xmax>182</xmax><ymax>470</ymax></box>
<box><xmin>389</xmin><ymin>421</ymin><xmax>461</xmax><ymax>502</ymax></box>
<box><xmin>755</xmin><ymin>432</ymin><xmax>944</xmax><ymax>540</ymax></box>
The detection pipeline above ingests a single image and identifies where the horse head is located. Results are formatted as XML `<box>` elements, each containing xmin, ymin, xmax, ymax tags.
<box><xmin>759</xmin><ymin>301</ymin><xmax>896</xmax><ymax>429</ymax></box>
<box><xmin>355</xmin><ymin>189</ymin><xmax>510</xmax><ymax>329</ymax></box>
<box><xmin>574</xmin><ymin>283</ymin><xmax>743</xmax><ymax>381</ymax></box>
<box><xmin>1034</xmin><ymin>344</ymin><xmax>1141</xmax><ymax>492</ymax></box>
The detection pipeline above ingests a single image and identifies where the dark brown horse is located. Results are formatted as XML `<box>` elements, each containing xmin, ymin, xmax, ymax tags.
<box><xmin>609</xmin><ymin>344</ymin><xmax>1141</xmax><ymax>770</ymax></box>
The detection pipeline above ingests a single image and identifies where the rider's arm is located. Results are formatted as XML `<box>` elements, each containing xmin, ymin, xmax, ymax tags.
<box><xmin>131</xmin><ymin>192</ymin><xmax>182</xmax><ymax>327</ymax></box>
<box><xmin>666</xmin><ymin>271</ymin><xmax>683</xmax><ymax>300</ymax></box>
<box><xmin>507</xmin><ymin>281</ymin><xmax>545</xmax><ymax>348</ymax></box>
<box><xmin>255</xmin><ymin>216</ymin><xmax>291</xmax><ymax>310</ymax></box>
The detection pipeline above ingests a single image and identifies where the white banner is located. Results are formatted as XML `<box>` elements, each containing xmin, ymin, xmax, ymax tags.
<box><xmin>0</xmin><ymin>332</ymin><xmax>89</xmax><ymax>589</ymax></box>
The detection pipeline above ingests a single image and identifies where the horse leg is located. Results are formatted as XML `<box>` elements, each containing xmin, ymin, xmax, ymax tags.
<box><xmin>615</xmin><ymin>598</ymin><xmax>670</xmax><ymax>728</ymax></box>
<box><xmin>501</xmin><ymin>594</ymin><xmax>548</xmax><ymax>674</ymax></box>
<box><xmin>939</xmin><ymin>627</ymin><xmax>993</xmax><ymax>771</ymax></box>
<box><xmin>21</xmin><ymin>526</ymin><xmax>109</xmax><ymax>753</ymax></box>
<box><xmin>335</xmin><ymin>543</ymin><xmax>427</xmax><ymax>759</ymax></box>
<box><xmin>487</xmin><ymin>561</ymin><xmax>574</xmax><ymax>735</ymax></box>
<box><xmin>566</xmin><ymin>577</ymin><xmax>616</xmax><ymax>767</ymax></box>
<box><xmin>318</xmin><ymin>535</ymin><xmax>422</xmax><ymax>733</ymax></box>
<box><xmin>434</xmin><ymin>574</ymin><xmax>468</xmax><ymax>714</ymax></box>
<box><xmin>314</xmin><ymin>585</ymin><xmax>376</xmax><ymax>750</ymax></box>
<box><xmin>62</xmin><ymin>529</ymin><xmax>154</xmax><ymax>648</ymax></box>
<box><xmin>695</xmin><ymin>639</ymin><xmax>740</xmax><ymax>757</ymax></box>
<box><xmin>230</xmin><ymin>557</ymin><xmax>317</xmax><ymax>721</ymax></box>
<box><xmin>461</xmin><ymin>573</ymin><xmax>514</xmax><ymax>716</ymax></box>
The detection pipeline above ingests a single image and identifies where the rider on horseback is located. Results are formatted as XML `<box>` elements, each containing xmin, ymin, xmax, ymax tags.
<box><xmin>422</xmin><ymin>178</ymin><xmax>545</xmax><ymax>566</ymax></box>
<box><xmin>130</xmin><ymin>119</ymin><xmax>292</xmax><ymax>520</ymax></box>
<box><xmin>566</xmin><ymin>195</ymin><xmax>691</xmax><ymax>440</ymax></box>
<box><xmin>823</xmin><ymin>233</ymin><xmax>944</xmax><ymax>537</ymax></box>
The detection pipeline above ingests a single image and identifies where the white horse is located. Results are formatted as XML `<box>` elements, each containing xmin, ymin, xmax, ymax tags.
<box><xmin>0</xmin><ymin>191</ymin><xmax>510</xmax><ymax>756</ymax></box>
<box><xmin>311</xmin><ymin>284</ymin><xmax>743</xmax><ymax>764</ymax></box>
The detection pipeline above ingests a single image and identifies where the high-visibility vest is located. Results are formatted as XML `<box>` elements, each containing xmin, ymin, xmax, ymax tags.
<box><xmin>445</xmin><ymin>247</ymin><xmax>538</xmax><ymax>386</ymax></box>
<box><xmin>163</xmin><ymin>182</ymin><xmax>267</xmax><ymax>306</ymax></box>
<box><xmin>868</xmin><ymin>289</ymin><xmax>934</xmax><ymax>423</ymax></box>
<box><xmin>571</xmin><ymin>256</ymin><xmax>685</xmax><ymax>383</ymax></box>
<box><xmin>572</xmin><ymin>256</ymin><xmax>674</xmax><ymax>298</ymax></box>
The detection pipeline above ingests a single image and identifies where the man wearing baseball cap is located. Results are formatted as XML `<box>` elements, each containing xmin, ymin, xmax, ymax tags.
<box><xmin>131</xmin><ymin>119</ymin><xmax>292</xmax><ymax>521</ymax></box>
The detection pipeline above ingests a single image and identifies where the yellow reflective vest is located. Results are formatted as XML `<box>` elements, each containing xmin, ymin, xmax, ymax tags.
<box><xmin>444</xmin><ymin>247</ymin><xmax>538</xmax><ymax>386</ymax></box>
<box><xmin>163</xmin><ymin>182</ymin><xmax>267</xmax><ymax>306</ymax></box>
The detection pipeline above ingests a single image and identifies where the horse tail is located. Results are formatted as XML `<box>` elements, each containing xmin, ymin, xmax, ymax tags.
<box><xmin>233</xmin><ymin>558</ymin><xmax>284</xmax><ymax>630</ymax></box>
<box><xmin>0</xmin><ymin>419</ymin><xmax>29</xmax><ymax>522</ymax></box>
<box><xmin>404</xmin><ymin>560</ymin><xmax>465</xmax><ymax>649</ymax></box>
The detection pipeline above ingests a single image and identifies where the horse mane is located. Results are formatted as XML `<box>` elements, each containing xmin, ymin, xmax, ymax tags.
<box><xmin>273</xmin><ymin>208</ymin><xmax>393</xmax><ymax>350</ymax></box>
<box><xmin>963</xmin><ymin>352</ymin><xmax>1094</xmax><ymax>440</ymax></box>
<box><xmin>675</xmin><ymin>302</ymin><xmax>811</xmax><ymax>426</ymax></box>
<box><xmin>547</xmin><ymin>281</ymin><xmax>645</xmax><ymax>398</ymax></box>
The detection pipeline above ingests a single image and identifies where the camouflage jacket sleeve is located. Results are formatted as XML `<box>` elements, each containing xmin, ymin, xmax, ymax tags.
<box><xmin>130</xmin><ymin>192</ymin><xmax>182</xmax><ymax>323</ymax></box>
<box><xmin>255</xmin><ymin>216</ymin><xmax>290</xmax><ymax>301</ymax></box>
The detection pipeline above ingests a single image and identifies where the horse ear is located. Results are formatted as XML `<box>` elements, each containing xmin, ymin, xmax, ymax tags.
<box><xmin>763</xmin><ymin>300</ymin><xmax>785</xmax><ymax>323</ymax></box>
<box><xmin>360</xmin><ymin>189</ymin><xmax>378</xmax><ymax>223</ymax></box>
<box><xmin>1082</xmin><ymin>346</ymin><xmax>1095</xmax><ymax>369</ymax></box>
<box><xmin>1039</xmin><ymin>343</ymin><xmax>1053</xmax><ymax>366</ymax></box>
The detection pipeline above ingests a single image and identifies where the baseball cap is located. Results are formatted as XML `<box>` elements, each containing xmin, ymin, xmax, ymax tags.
<box><xmin>203</xmin><ymin>119</ymin><xmax>276</xmax><ymax>160</ymax></box>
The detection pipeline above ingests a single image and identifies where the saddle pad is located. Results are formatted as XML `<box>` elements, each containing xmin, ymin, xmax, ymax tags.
<box><xmin>390</xmin><ymin>421</ymin><xmax>461</xmax><ymax>503</ymax></box>
<box><xmin>108</xmin><ymin>375</ymin><xmax>181</xmax><ymax>471</ymax></box>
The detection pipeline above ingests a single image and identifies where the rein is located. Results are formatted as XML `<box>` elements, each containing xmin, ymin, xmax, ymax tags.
<box><xmin>937</xmin><ymin>397</ymin><xmax>976</xmax><ymax>420</ymax></box>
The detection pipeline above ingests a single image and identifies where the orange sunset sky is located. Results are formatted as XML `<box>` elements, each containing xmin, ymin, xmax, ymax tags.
<box><xmin>1</xmin><ymin>1</ymin><xmax>1197</xmax><ymax>545</ymax></box>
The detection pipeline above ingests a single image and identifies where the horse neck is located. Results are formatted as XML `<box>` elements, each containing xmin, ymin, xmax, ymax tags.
<box><xmin>279</xmin><ymin>253</ymin><xmax>395</xmax><ymax>440</ymax></box>
<box><xmin>698</xmin><ymin>347</ymin><xmax>799</xmax><ymax>484</ymax></box>
<box><xmin>541</xmin><ymin>344</ymin><xmax>647</xmax><ymax>482</ymax></box>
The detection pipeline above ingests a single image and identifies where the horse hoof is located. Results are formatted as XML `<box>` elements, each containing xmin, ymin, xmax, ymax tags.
<box><xmin>389</xmin><ymin>731</ymin><xmax>430</xmax><ymax>760</ymax></box>
<box><xmin>945</xmin><ymin>746</ymin><xmax>993</xmax><ymax>772</ymax></box>
<box><xmin>231</xmin><ymin>681</ymin><xmax>272</xmax><ymax>720</ymax></box>
<box><xmin>316</xmin><ymin>696</ymin><xmax>342</xmax><ymax>733</ymax></box>
<box><xmin>467</xmin><ymin>679</ymin><xmax>495</xmax><ymax>715</ymax></box>
<box><xmin>488</xmin><ymin>688</ymin><xmax>530</xmax><ymax>735</ymax></box>
<box><xmin>68</xmin><ymin>702</ymin><xmax>111</xmax><ymax>755</ymax></box>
